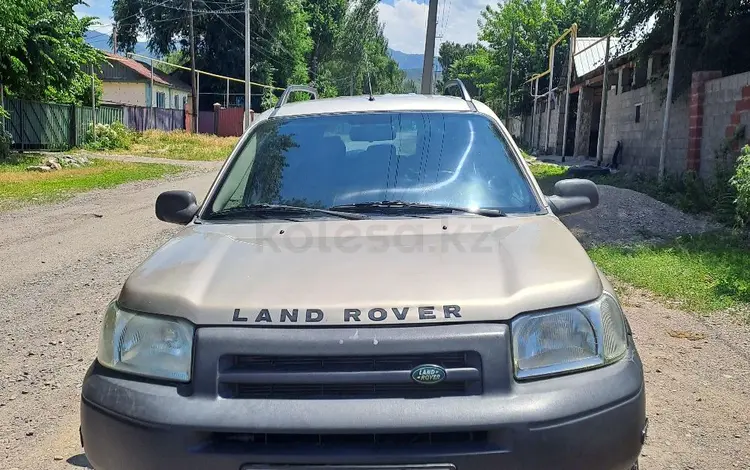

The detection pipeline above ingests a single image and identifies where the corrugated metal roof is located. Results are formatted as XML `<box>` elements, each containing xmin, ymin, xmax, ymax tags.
<box><xmin>103</xmin><ymin>52</ymin><xmax>171</xmax><ymax>86</ymax></box>
<box><xmin>570</xmin><ymin>14</ymin><xmax>657</xmax><ymax>79</ymax></box>
<box><xmin>573</xmin><ymin>36</ymin><xmax>631</xmax><ymax>78</ymax></box>
<box><xmin>573</xmin><ymin>35</ymin><xmax>646</xmax><ymax>79</ymax></box>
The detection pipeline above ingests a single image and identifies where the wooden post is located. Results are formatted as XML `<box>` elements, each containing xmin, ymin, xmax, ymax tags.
<box><xmin>659</xmin><ymin>0</ymin><xmax>682</xmax><ymax>181</ymax></box>
<box><xmin>596</xmin><ymin>35</ymin><xmax>611</xmax><ymax>165</ymax></box>
<box><xmin>91</xmin><ymin>64</ymin><xmax>97</xmax><ymax>143</ymax></box>
<box><xmin>213</xmin><ymin>102</ymin><xmax>220</xmax><ymax>135</ymax></box>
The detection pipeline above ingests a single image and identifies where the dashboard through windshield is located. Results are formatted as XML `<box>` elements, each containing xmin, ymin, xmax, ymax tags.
<box><xmin>204</xmin><ymin>111</ymin><xmax>540</xmax><ymax>219</ymax></box>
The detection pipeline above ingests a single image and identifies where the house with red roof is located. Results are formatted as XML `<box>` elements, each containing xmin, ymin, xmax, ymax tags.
<box><xmin>98</xmin><ymin>52</ymin><xmax>192</xmax><ymax>110</ymax></box>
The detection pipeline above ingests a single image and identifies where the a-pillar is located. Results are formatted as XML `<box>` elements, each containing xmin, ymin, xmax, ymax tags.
<box><xmin>573</xmin><ymin>87</ymin><xmax>594</xmax><ymax>158</ymax></box>
<box><xmin>687</xmin><ymin>71</ymin><xmax>722</xmax><ymax>172</ymax></box>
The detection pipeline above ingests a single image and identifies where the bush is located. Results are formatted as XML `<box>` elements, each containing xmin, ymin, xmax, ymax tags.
<box><xmin>730</xmin><ymin>144</ymin><xmax>750</xmax><ymax>227</ymax></box>
<box><xmin>0</xmin><ymin>128</ymin><xmax>12</xmax><ymax>161</ymax></box>
<box><xmin>84</xmin><ymin>121</ymin><xmax>134</xmax><ymax>151</ymax></box>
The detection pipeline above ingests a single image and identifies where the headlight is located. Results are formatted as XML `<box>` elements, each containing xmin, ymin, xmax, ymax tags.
<box><xmin>97</xmin><ymin>301</ymin><xmax>194</xmax><ymax>382</ymax></box>
<box><xmin>512</xmin><ymin>293</ymin><xmax>628</xmax><ymax>380</ymax></box>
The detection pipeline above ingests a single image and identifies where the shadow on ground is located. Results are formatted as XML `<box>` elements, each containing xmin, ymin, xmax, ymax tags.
<box><xmin>67</xmin><ymin>453</ymin><xmax>91</xmax><ymax>468</ymax></box>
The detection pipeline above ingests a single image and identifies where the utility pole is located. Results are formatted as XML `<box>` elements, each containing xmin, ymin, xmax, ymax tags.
<box><xmin>659</xmin><ymin>0</ymin><xmax>681</xmax><ymax>181</ymax></box>
<box><xmin>420</xmin><ymin>0</ymin><xmax>439</xmax><ymax>94</ymax></box>
<box><xmin>596</xmin><ymin>35</ymin><xmax>611</xmax><ymax>165</ymax></box>
<box><xmin>545</xmin><ymin>53</ymin><xmax>555</xmax><ymax>152</ymax></box>
<box><xmin>531</xmin><ymin>77</ymin><xmax>539</xmax><ymax>150</ymax></box>
<box><xmin>112</xmin><ymin>22</ymin><xmax>118</xmax><ymax>53</ymax></box>
<box><xmin>189</xmin><ymin>0</ymin><xmax>198</xmax><ymax>133</ymax></box>
<box><xmin>244</xmin><ymin>0</ymin><xmax>252</xmax><ymax>130</ymax></box>
<box><xmin>561</xmin><ymin>31</ymin><xmax>575</xmax><ymax>161</ymax></box>
<box><xmin>91</xmin><ymin>64</ymin><xmax>97</xmax><ymax>142</ymax></box>
<box><xmin>506</xmin><ymin>22</ymin><xmax>515</xmax><ymax>125</ymax></box>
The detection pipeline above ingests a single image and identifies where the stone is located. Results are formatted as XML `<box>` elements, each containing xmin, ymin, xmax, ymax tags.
<box><xmin>26</xmin><ymin>165</ymin><xmax>51</xmax><ymax>172</ymax></box>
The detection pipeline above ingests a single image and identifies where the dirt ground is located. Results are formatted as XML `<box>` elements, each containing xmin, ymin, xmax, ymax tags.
<box><xmin>0</xmin><ymin>160</ymin><xmax>749</xmax><ymax>469</ymax></box>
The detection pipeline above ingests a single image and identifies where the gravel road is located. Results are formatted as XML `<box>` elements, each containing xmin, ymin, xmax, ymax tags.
<box><xmin>1</xmin><ymin>162</ymin><xmax>749</xmax><ymax>469</ymax></box>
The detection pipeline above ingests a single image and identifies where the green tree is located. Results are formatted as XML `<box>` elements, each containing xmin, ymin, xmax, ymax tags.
<box><xmin>402</xmin><ymin>78</ymin><xmax>418</xmax><ymax>94</ymax></box>
<box><xmin>156</xmin><ymin>50</ymin><xmax>190</xmax><ymax>75</ymax></box>
<box><xmin>616</xmin><ymin>0</ymin><xmax>750</xmax><ymax>101</ymax></box>
<box><xmin>470</xmin><ymin>0</ymin><xmax>621</xmax><ymax>114</ymax></box>
<box><xmin>437</xmin><ymin>42</ymin><xmax>488</xmax><ymax>97</ymax></box>
<box><xmin>325</xmin><ymin>0</ymin><xmax>404</xmax><ymax>96</ymax></box>
<box><xmin>0</xmin><ymin>0</ymin><xmax>101</xmax><ymax>106</ymax></box>
<box><xmin>113</xmin><ymin>0</ymin><xmax>313</xmax><ymax>108</ymax></box>
<box><xmin>302</xmin><ymin>0</ymin><xmax>348</xmax><ymax>78</ymax></box>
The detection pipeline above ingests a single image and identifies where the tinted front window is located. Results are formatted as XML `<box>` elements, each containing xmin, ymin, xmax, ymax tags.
<box><xmin>207</xmin><ymin>112</ymin><xmax>539</xmax><ymax>216</ymax></box>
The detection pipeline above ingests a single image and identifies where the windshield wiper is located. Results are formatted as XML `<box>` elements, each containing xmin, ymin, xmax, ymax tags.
<box><xmin>328</xmin><ymin>201</ymin><xmax>506</xmax><ymax>217</ymax></box>
<box><xmin>207</xmin><ymin>204</ymin><xmax>368</xmax><ymax>220</ymax></box>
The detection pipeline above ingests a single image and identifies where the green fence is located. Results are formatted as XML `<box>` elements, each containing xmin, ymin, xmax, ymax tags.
<box><xmin>2</xmin><ymin>98</ymin><xmax>124</xmax><ymax>150</ymax></box>
<box><xmin>75</xmin><ymin>105</ymin><xmax>124</xmax><ymax>147</ymax></box>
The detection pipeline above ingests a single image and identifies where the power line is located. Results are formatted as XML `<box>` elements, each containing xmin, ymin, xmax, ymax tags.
<box><xmin>141</xmin><ymin>0</ymin><xmax>245</xmax><ymax>14</ymax></box>
<box><xmin>206</xmin><ymin>6</ymin><xmax>289</xmax><ymax>69</ymax></box>
<box><xmin>437</xmin><ymin>0</ymin><xmax>447</xmax><ymax>38</ymax></box>
<box><xmin>227</xmin><ymin>9</ymin><xmax>352</xmax><ymax>86</ymax></box>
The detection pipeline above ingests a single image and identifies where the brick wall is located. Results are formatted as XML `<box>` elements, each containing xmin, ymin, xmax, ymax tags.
<box><xmin>700</xmin><ymin>71</ymin><xmax>750</xmax><ymax>178</ymax></box>
<box><xmin>601</xmin><ymin>79</ymin><xmax>689</xmax><ymax>174</ymax></box>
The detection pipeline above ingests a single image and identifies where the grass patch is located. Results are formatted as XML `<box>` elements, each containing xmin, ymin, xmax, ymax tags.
<box><xmin>87</xmin><ymin>130</ymin><xmax>240</xmax><ymax>161</ymax></box>
<box><xmin>589</xmin><ymin>232</ymin><xmax>750</xmax><ymax>316</ymax></box>
<box><xmin>0</xmin><ymin>154</ymin><xmax>183</xmax><ymax>210</ymax></box>
<box><xmin>528</xmin><ymin>161</ymin><xmax>569</xmax><ymax>194</ymax></box>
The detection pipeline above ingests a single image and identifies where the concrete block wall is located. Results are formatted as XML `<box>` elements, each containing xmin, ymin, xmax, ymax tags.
<box><xmin>700</xmin><ymin>71</ymin><xmax>750</xmax><ymax>178</ymax></box>
<box><xmin>601</xmin><ymin>79</ymin><xmax>689</xmax><ymax>174</ymax></box>
<box><xmin>538</xmin><ymin>104</ymin><xmax>549</xmax><ymax>152</ymax></box>
<box><xmin>574</xmin><ymin>87</ymin><xmax>594</xmax><ymax>157</ymax></box>
<box><xmin>548</xmin><ymin>91</ymin><xmax>567</xmax><ymax>155</ymax></box>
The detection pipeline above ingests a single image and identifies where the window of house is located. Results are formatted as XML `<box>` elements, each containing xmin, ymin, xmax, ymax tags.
<box><xmin>183</xmin><ymin>96</ymin><xmax>188</xmax><ymax>109</ymax></box>
<box><xmin>156</xmin><ymin>92</ymin><xmax>166</xmax><ymax>108</ymax></box>
<box><xmin>635</xmin><ymin>103</ymin><xmax>642</xmax><ymax>123</ymax></box>
<box><xmin>174</xmin><ymin>95</ymin><xmax>180</xmax><ymax>109</ymax></box>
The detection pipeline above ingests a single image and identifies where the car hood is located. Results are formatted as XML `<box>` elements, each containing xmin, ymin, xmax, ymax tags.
<box><xmin>118</xmin><ymin>215</ymin><xmax>603</xmax><ymax>326</ymax></box>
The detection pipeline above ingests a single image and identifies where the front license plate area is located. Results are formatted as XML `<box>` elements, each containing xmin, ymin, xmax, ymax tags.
<box><xmin>242</xmin><ymin>465</ymin><xmax>456</xmax><ymax>470</ymax></box>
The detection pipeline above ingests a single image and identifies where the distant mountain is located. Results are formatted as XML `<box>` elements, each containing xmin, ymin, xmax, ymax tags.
<box><xmin>388</xmin><ymin>48</ymin><xmax>441</xmax><ymax>72</ymax></box>
<box><xmin>85</xmin><ymin>30</ymin><xmax>157</xmax><ymax>59</ymax></box>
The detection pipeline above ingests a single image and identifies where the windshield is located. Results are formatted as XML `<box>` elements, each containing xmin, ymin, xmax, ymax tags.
<box><xmin>204</xmin><ymin>111</ymin><xmax>540</xmax><ymax>218</ymax></box>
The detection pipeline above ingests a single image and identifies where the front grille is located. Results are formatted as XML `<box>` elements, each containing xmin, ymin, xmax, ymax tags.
<box><xmin>211</xmin><ymin>430</ymin><xmax>489</xmax><ymax>448</ymax></box>
<box><xmin>229</xmin><ymin>352</ymin><xmax>471</xmax><ymax>372</ymax></box>
<box><xmin>232</xmin><ymin>381</ymin><xmax>468</xmax><ymax>399</ymax></box>
<box><xmin>218</xmin><ymin>351</ymin><xmax>482</xmax><ymax>399</ymax></box>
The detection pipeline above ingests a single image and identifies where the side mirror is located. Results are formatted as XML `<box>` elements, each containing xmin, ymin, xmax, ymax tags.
<box><xmin>155</xmin><ymin>190</ymin><xmax>199</xmax><ymax>224</ymax></box>
<box><xmin>546</xmin><ymin>178</ymin><xmax>599</xmax><ymax>216</ymax></box>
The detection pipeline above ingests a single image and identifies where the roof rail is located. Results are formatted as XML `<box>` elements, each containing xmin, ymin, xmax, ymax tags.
<box><xmin>275</xmin><ymin>85</ymin><xmax>318</xmax><ymax>109</ymax></box>
<box><xmin>443</xmin><ymin>79</ymin><xmax>472</xmax><ymax>102</ymax></box>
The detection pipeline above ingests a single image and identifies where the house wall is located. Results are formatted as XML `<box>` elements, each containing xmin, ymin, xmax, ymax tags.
<box><xmin>147</xmin><ymin>83</ymin><xmax>190</xmax><ymax>110</ymax></box>
<box><xmin>574</xmin><ymin>87</ymin><xmax>595</xmax><ymax>157</ymax></box>
<box><xmin>700</xmin><ymin>71</ymin><xmax>750</xmax><ymax>178</ymax></box>
<box><xmin>517</xmin><ymin>66</ymin><xmax>750</xmax><ymax>177</ymax></box>
<box><xmin>599</xmin><ymin>69</ymin><xmax>750</xmax><ymax>177</ymax></box>
<box><xmin>102</xmin><ymin>82</ymin><xmax>148</xmax><ymax>107</ymax></box>
<box><xmin>601</xmin><ymin>78</ymin><xmax>689</xmax><ymax>175</ymax></box>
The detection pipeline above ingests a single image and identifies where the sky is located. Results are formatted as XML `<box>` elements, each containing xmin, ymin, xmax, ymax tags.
<box><xmin>75</xmin><ymin>0</ymin><xmax>496</xmax><ymax>55</ymax></box>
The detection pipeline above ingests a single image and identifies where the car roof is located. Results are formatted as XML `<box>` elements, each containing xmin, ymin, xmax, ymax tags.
<box><xmin>267</xmin><ymin>93</ymin><xmax>477</xmax><ymax>118</ymax></box>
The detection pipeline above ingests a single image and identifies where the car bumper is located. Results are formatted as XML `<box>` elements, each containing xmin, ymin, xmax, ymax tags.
<box><xmin>80</xmin><ymin>346</ymin><xmax>646</xmax><ymax>470</ymax></box>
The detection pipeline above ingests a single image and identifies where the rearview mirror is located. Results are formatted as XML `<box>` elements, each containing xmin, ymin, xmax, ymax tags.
<box><xmin>546</xmin><ymin>179</ymin><xmax>599</xmax><ymax>216</ymax></box>
<box><xmin>156</xmin><ymin>190</ymin><xmax>199</xmax><ymax>224</ymax></box>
